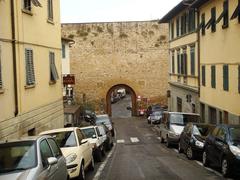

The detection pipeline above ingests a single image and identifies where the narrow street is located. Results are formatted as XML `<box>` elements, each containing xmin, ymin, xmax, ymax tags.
<box><xmin>95</xmin><ymin>117</ymin><xmax>224</xmax><ymax>180</ymax></box>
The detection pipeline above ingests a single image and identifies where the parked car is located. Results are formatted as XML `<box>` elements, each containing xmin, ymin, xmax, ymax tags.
<box><xmin>178</xmin><ymin>123</ymin><xmax>215</xmax><ymax>159</ymax></box>
<box><xmin>98</xmin><ymin>124</ymin><xmax>114</xmax><ymax>151</ymax></box>
<box><xmin>40</xmin><ymin>127</ymin><xmax>94</xmax><ymax>179</ymax></box>
<box><xmin>83</xmin><ymin>109</ymin><xmax>96</xmax><ymax>125</ymax></box>
<box><xmin>159</xmin><ymin>112</ymin><xmax>200</xmax><ymax>147</ymax></box>
<box><xmin>80</xmin><ymin>126</ymin><xmax>106</xmax><ymax>162</ymax></box>
<box><xmin>146</xmin><ymin>104</ymin><xmax>163</xmax><ymax>118</ymax></box>
<box><xmin>202</xmin><ymin>124</ymin><xmax>240</xmax><ymax>177</ymax></box>
<box><xmin>96</xmin><ymin>114</ymin><xmax>115</xmax><ymax>137</ymax></box>
<box><xmin>0</xmin><ymin>136</ymin><xmax>68</xmax><ymax>180</ymax></box>
<box><xmin>117</xmin><ymin>88</ymin><xmax>126</xmax><ymax>98</ymax></box>
<box><xmin>147</xmin><ymin>110</ymin><xmax>163</xmax><ymax>124</ymax></box>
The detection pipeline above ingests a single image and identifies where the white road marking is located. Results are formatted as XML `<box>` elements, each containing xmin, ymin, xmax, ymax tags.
<box><xmin>93</xmin><ymin>144</ymin><xmax>116</xmax><ymax>180</ymax></box>
<box><xmin>130</xmin><ymin>137</ymin><xmax>140</xmax><ymax>143</ymax></box>
<box><xmin>173</xmin><ymin>149</ymin><xmax>178</xmax><ymax>153</ymax></box>
<box><xmin>117</xmin><ymin>139</ymin><xmax>125</xmax><ymax>143</ymax></box>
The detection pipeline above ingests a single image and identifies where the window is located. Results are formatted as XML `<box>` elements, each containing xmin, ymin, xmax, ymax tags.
<box><xmin>205</xmin><ymin>7</ymin><xmax>216</xmax><ymax>32</ymax></box>
<box><xmin>231</xmin><ymin>0</ymin><xmax>240</xmax><ymax>23</ymax></box>
<box><xmin>177</xmin><ymin>50</ymin><xmax>181</xmax><ymax>74</ymax></box>
<box><xmin>209</xmin><ymin>107</ymin><xmax>217</xmax><ymax>124</ymax></box>
<box><xmin>216</xmin><ymin>0</ymin><xmax>229</xmax><ymax>28</ymax></box>
<box><xmin>211</xmin><ymin>65</ymin><xmax>216</xmax><ymax>88</ymax></box>
<box><xmin>177</xmin><ymin>97</ymin><xmax>182</xmax><ymax>112</ymax></box>
<box><xmin>181</xmin><ymin>49</ymin><xmax>187</xmax><ymax>75</ymax></box>
<box><xmin>201</xmin><ymin>103</ymin><xmax>205</xmax><ymax>123</ymax></box>
<box><xmin>171</xmin><ymin>51</ymin><xmax>175</xmax><ymax>73</ymax></box>
<box><xmin>62</xmin><ymin>44</ymin><xmax>66</xmax><ymax>58</ymax></box>
<box><xmin>176</xmin><ymin>17</ymin><xmax>180</xmax><ymax>37</ymax></box>
<box><xmin>47</xmin><ymin>138</ymin><xmax>62</xmax><ymax>158</ymax></box>
<box><xmin>49</xmin><ymin>52</ymin><xmax>59</xmax><ymax>82</ymax></box>
<box><xmin>201</xmin><ymin>13</ymin><xmax>206</xmax><ymax>35</ymax></box>
<box><xmin>181</xmin><ymin>13</ymin><xmax>187</xmax><ymax>35</ymax></box>
<box><xmin>202</xmin><ymin>65</ymin><xmax>206</xmax><ymax>86</ymax></box>
<box><xmin>171</xmin><ymin>21</ymin><xmax>174</xmax><ymax>40</ymax></box>
<box><xmin>238</xmin><ymin>65</ymin><xmax>240</xmax><ymax>93</ymax></box>
<box><xmin>40</xmin><ymin>140</ymin><xmax>53</xmax><ymax>168</ymax></box>
<box><xmin>188</xmin><ymin>9</ymin><xmax>196</xmax><ymax>32</ymax></box>
<box><xmin>23</xmin><ymin>0</ymin><xmax>31</xmax><ymax>11</ymax></box>
<box><xmin>48</xmin><ymin>0</ymin><xmax>53</xmax><ymax>20</ymax></box>
<box><xmin>190</xmin><ymin>46</ymin><xmax>195</xmax><ymax>76</ymax></box>
<box><xmin>25</xmin><ymin>49</ymin><xmax>35</xmax><ymax>86</ymax></box>
<box><xmin>0</xmin><ymin>46</ymin><xmax>2</xmax><ymax>88</ymax></box>
<box><xmin>223</xmin><ymin>65</ymin><xmax>229</xmax><ymax>91</ymax></box>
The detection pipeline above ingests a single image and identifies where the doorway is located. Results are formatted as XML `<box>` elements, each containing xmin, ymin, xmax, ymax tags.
<box><xmin>106</xmin><ymin>84</ymin><xmax>137</xmax><ymax>117</ymax></box>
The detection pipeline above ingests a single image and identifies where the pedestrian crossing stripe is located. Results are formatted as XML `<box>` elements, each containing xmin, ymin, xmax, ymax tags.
<box><xmin>130</xmin><ymin>137</ymin><xmax>139</xmax><ymax>143</ymax></box>
<box><xmin>117</xmin><ymin>139</ymin><xmax>125</xmax><ymax>143</ymax></box>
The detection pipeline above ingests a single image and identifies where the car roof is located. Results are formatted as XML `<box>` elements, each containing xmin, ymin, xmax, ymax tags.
<box><xmin>40</xmin><ymin>127</ymin><xmax>79</xmax><ymax>135</ymax></box>
<box><xmin>80</xmin><ymin>126</ymin><xmax>97</xmax><ymax>130</ymax></box>
<box><xmin>0</xmin><ymin>135</ymin><xmax>51</xmax><ymax>144</ymax></box>
<box><xmin>166</xmin><ymin>112</ymin><xmax>200</xmax><ymax>116</ymax></box>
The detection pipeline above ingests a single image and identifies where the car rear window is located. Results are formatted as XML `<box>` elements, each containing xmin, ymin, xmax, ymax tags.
<box><xmin>47</xmin><ymin>131</ymin><xmax>77</xmax><ymax>147</ymax></box>
<box><xmin>229</xmin><ymin>127</ymin><xmax>240</xmax><ymax>143</ymax></box>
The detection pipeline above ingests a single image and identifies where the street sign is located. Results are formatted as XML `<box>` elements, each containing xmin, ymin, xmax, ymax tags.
<box><xmin>63</xmin><ymin>75</ymin><xmax>75</xmax><ymax>85</ymax></box>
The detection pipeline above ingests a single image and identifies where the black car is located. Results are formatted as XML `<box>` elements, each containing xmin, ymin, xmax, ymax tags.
<box><xmin>203</xmin><ymin>124</ymin><xmax>240</xmax><ymax>177</ymax></box>
<box><xmin>178</xmin><ymin>123</ymin><xmax>215</xmax><ymax>159</ymax></box>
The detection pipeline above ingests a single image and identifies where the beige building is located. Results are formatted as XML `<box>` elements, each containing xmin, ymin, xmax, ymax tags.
<box><xmin>160</xmin><ymin>0</ymin><xmax>200</xmax><ymax>114</ymax></box>
<box><xmin>62</xmin><ymin>21</ymin><xmax>169</xmax><ymax>116</ymax></box>
<box><xmin>192</xmin><ymin>0</ymin><xmax>240</xmax><ymax>124</ymax></box>
<box><xmin>0</xmin><ymin>0</ymin><xmax>64</xmax><ymax>140</ymax></box>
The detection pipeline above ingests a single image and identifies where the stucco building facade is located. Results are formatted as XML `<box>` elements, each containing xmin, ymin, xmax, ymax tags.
<box><xmin>61</xmin><ymin>21</ymin><xmax>169</xmax><ymax>114</ymax></box>
<box><xmin>0</xmin><ymin>0</ymin><xmax>64</xmax><ymax>140</ymax></box>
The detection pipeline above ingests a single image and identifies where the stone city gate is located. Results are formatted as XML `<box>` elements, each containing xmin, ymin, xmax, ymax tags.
<box><xmin>61</xmin><ymin>21</ymin><xmax>169</xmax><ymax>115</ymax></box>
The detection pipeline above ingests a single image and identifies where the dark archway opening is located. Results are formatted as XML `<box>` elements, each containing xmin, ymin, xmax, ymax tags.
<box><xmin>106</xmin><ymin>84</ymin><xmax>137</xmax><ymax>117</ymax></box>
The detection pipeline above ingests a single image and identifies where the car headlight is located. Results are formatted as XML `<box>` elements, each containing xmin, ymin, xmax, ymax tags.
<box><xmin>195</xmin><ymin>140</ymin><xmax>204</xmax><ymax>148</ymax></box>
<box><xmin>66</xmin><ymin>153</ymin><xmax>77</xmax><ymax>164</ymax></box>
<box><xmin>230</xmin><ymin>145</ymin><xmax>240</xmax><ymax>157</ymax></box>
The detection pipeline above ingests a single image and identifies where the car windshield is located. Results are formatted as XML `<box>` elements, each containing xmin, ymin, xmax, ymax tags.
<box><xmin>152</xmin><ymin>111</ymin><xmax>162</xmax><ymax>116</ymax></box>
<box><xmin>0</xmin><ymin>141</ymin><xmax>37</xmax><ymax>174</ymax></box>
<box><xmin>170</xmin><ymin>114</ymin><xmax>200</xmax><ymax>125</ymax></box>
<box><xmin>96</xmin><ymin>116</ymin><xmax>111</xmax><ymax>125</ymax></box>
<box><xmin>81</xmin><ymin>128</ymin><xmax>96</xmax><ymax>138</ymax></box>
<box><xmin>49</xmin><ymin>131</ymin><xmax>77</xmax><ymax>147</ymax></box>
<box><xmin>193</xmin><ymin>125</ymin><xmax>213</xmax><ymax>136</ymax></box>
<box><xmin>229</xmin><ymin>127</ymin><xmax>240</xmax><ymax>144</ymax></box>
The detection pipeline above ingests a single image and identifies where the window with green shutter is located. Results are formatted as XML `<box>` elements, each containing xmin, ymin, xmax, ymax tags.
<box><xmin>171</xmin><ymin>51</ymin><xmax>175</xmax><ymax>74</ymax></box>
<box><xmin>188</xmin><ymin>9</ymin><xmax>196</xmax><ymax>32</ymax></box>
<box><xmin>201</xmin><ymin>13</ymin><xmax>206</xmax><ymax>35</ymax></box>
<box><xmin>176</xmin><ymin>18</ymin><xmax>180</xmax><ymax>37</ymax></box>
<box><xmin>230</xmin><ymin>0</ymin><xmax>240</xmax><ymax>23</ymax></box>
<box><xmin>202</xmin><ymin>65</ymin><xmax>206</xmax><ymax>86</ymax></box>
<box><xmin>48</xmin><ymin>0</ymin><xmax>53</xmax><ymax>20</ymax></box>
<box><xmin>23</xmin><ymin>0</ymin><xmax>31</xmax><ymax>11</ymax></box>
<box><xmin>49</xmin><ymin>52</ymin><xmax>59</xmax><ymax>82</ymax></box>
<box><xmin>0</xmin><ymin>46</ymin><xmax>2</xmax><ymax>88</ymax></box>
<box><xmin>205</xmin><ymin>7</ymin><xmax>216</xmax><ymax>32</ymax></box>
<box><xmin>177</xmin><ymin>50</ymin><xmax>180</xmax><ymax>74</ymax></box>
<box><xmin>223</xmin><ymin>65</ymin><xmax>229</xmax><ymax>91</ymax></box>
<box><xmin>171</xmin><ymin>21</ymin><xmax>174</xmax><ymax>40</ymax></box>
<box><xmin>190</xmin><ymin>46</ymin><xmax>195</xmax><ymax>76</ymax></box>
<box><xmin>211</xmin><ymin>65</ymin><xmax>216</xmax><ymax>88</ymax></box>
<box><xmin>25</xmin><ymin>49</ymin><xmax>35</xmax><ymax>86</ymax></box>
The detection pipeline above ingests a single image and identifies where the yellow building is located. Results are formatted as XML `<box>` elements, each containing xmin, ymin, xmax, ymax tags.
<box><xmin>0</xmin><ymin>0</ymin><xmax>64</xmax><ymax>140</ymax></box>
<box><xmin>192</xmin><ymin>0</ymin><xmax>240</xmax><ymax>124</ymax></box>
<box><xmin>160</xmin><ymin>0</ymin><xmax>200</xmax><ymax>114</ymax></box>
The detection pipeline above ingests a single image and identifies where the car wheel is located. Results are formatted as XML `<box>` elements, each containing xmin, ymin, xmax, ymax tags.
<box><xmin>222</xmin><ymin>158</ymin><xmax>231</xmax><ymax>178</ymax></box>
<box><xmin>160</xmin><ymin>132</ymin><xmax>164</xmax><ymax>143</ymax></box>
<box><xmin>178</xmin><ymin>142</ymin><xmax>183</xmax><ymax>153</ymax></box>
<box><xmin>166</xmin><ymin>136</ymin><xmax>171</xmax><ymax>148</ymax></box>
<box><xmin>89</xmin><ymin>155</ymin><xmax>94</xmax><ymax>171</ymax></box>
<box><xmin>202</xmin><ymin>151</ymin><xmax>209</xmax><ymax>167</ymax></box>
<box><xmin>148</xmin><ymin>120</ymin><xmax>150</xmax><ymax>124</ymax></box>
<box><xmin>186</xmin><ymin>146</ymin><xmax>194</xmax><ymax>160</ymax></box>
<box><xmin>79</xmin><ymin>162</ymin><xmax>85</xmax><ymax>180</ymax></box>
<box><xmin>102</xmin><ymin>145</ymin><xmax>106</xmax><ymax>156</ymax></box>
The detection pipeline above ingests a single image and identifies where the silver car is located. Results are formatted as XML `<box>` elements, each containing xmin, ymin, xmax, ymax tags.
<box><xmin>0</xmin><ymin>136</ymin><xmax>68</xmax><ymax>180</ymax></box>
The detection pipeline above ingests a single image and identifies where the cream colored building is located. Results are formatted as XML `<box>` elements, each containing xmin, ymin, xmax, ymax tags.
<box><xmin>0</xmin><ymin>0</ymin><xmax>64</xmax><ymax>140</ymax></box>
<box><xmin>160</xmin><ymin>0</ymin><xmax>200</xmax><ymax>114</ymax></box>
<box><xmin>192</xmin><ymin>0</ymin><xmax>240</xmax><ymax>124</ymax></box>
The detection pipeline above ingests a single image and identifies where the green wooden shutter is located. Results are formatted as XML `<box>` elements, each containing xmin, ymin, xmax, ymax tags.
<box><xmin>223</xmin><ymin>65</ymin><xmax>229</xmax><ymax>91</ymax></box>
<box><xmin>172</xmin><ymin>52</ymin><xmax>175</xmax><ymax>73</ymax></box>
<box><xmin>25</xmin><ymin>49</ymin><xmax>35</xmax><ymax>85</ymax></box>
<box><xmin>211</xmin><ymin>7</ymin><xmax>216</xmax><ymax>32</ymax></box>
<box><xmin>211</xmin><ymin>65</ymin><xmax>216</xmax><ymax>88</ymax></box>
<box><xmin>202</xmin><ymin>66</ymin><xmax>206</xmax><ymax>86</ymax></box>
<box><xmin>190</xmin><ymin>47</ymin><xmax>195</xmax><ymax>75</ymax></box>
<box><xmin>177</xmin><ymin>52</ymin><xmax>180</xmax><ymax>74</ymax></box>
<box><xmin>50</xmin><ymin>52</ymin><xmax>59</xmax><ymax>82</ymax></box>
<box><xmin>201</xmin><ymin>13</ymin><xmax>206</xmax><ymax>35</ymax></box>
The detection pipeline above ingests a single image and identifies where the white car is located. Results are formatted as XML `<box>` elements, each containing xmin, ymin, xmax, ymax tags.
<box><xmin>80</xmin><ymin>126</ymin><xmax>106</xmax><ymax>162</ymax></box>
<box><xmin>40</xmin><ymin>127</ymin><xmax>94</xmax><ymax>179</ymax></box>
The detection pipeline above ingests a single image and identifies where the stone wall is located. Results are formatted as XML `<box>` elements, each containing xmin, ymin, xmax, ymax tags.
<box><xmin>61</xmin><ymin>21</ymin><xmax>169</xmax><ymax>111</ymax></box>
<box><xmin>0</xmin><ymin>99</ymin><xmax>64</xmax><ymax>140</ymax></box>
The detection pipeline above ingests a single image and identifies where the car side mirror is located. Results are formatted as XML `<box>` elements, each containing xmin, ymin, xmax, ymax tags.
<box><xmin>47</xmin><ymin>157</ymin><xmax>58</xmax><ymax>166</ymax></box>
<box><xmin>81</xmin><ymin>139</ymin><xmax>88</xmax><ymax>144</ymax></box>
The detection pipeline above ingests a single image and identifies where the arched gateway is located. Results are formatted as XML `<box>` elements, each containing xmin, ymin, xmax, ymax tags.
<box><xmin>106</xmin><ymin>84</ymin><xmax>137</xmax><ymax>117</ymax></box>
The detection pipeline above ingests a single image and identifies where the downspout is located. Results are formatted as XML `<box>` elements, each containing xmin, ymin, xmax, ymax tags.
<box><xmin>197</xmin><ymin>9</ymin><xmax>200</xmax><ymax>98</ymax></box>
<box><xmin>10</xmin><ymin>0</ymin><xmax>19</xmax><ymax>116</ymax></box>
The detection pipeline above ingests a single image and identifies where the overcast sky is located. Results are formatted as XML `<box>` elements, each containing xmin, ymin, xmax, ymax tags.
<box><xmin>60</xmin><ymin>0</ymin><xmax>182</xmax><ymax>23</ymax></box>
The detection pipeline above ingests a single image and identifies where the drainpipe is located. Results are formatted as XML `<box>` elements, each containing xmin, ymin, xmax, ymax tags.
<box><xmin>10</xmin><ymin>0</ymin><xmax>19</xmax><ymax>116</ymax></box>
<box><xmin>197</xmin><ymin>9</ymin><xmax>200</xmax><ymax>98</ymax></box>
